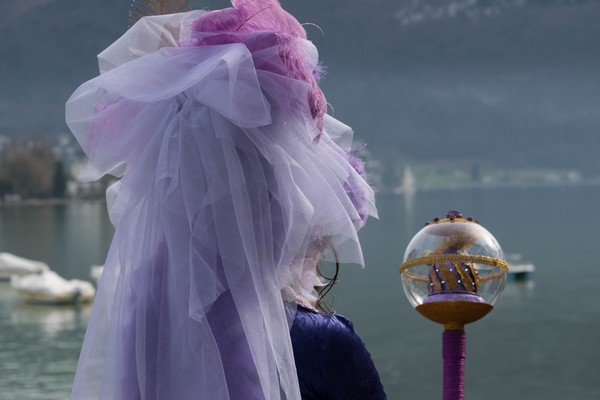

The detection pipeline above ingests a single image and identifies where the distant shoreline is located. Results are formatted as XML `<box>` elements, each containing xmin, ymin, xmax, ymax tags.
<box><xmin>4</xmin><ymin>179</ymin><xmax>600</xmax><ymax>205</ymax></box>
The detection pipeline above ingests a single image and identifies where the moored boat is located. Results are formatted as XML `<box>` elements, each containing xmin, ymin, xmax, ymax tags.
<box><xmin>507</xmin><ymin>253</ymin><xmax>535</xmax><ymax>281</ymax></box>
<box><xmin>0</xmin><ymin>252</ymin><xmax>49</xmax><ymax>280</ymax></box>
<box><xmin>10</xmin><ymin>270</ymin><xmax>95</xmax><ymax>305</ymax></box>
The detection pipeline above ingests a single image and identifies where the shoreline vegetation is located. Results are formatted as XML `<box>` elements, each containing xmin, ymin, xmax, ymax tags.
<box><xmin>2</xmin><ymin>136</ymin><xmax>597</xmax><ymax>203</ymax></box>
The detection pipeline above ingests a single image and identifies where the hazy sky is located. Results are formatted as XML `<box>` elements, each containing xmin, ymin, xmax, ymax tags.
<box><xmin>2</xmin><ymin>0</ymin><xmax>600</xmax><ymax>172</ymax></box>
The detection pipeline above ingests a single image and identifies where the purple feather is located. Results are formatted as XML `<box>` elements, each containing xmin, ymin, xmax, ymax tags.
<box><xmin>191</xmin><ymin>0</ymin><xmax>327</xmax><ymax>131</ymax></box>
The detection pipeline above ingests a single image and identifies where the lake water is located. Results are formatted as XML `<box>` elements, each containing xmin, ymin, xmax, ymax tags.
<box><xmin>1</xmin><ymin>186</ymin><xmax>599</xmax><ymax>399</ymax></box>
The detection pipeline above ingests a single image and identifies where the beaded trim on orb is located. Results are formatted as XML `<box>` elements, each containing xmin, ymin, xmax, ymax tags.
<box><xmin>424</xmin><ymin>210</ymin><xmax>479</xmax><ymax>226</ymax></box>
<box><xmin>400</xmin><ymin>254</ymin><xmax>509</xmax><ymax>274</ymax></box>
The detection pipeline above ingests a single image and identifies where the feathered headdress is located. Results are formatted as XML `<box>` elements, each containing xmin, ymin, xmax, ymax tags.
<box><xmin>192</xmin><ymin>0</ymin><xmax>328</xmax><ymax>132</ymax></box>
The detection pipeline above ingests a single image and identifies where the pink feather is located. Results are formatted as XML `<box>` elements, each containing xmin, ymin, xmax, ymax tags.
<box><xmin>192</xmin><ymin>0</ymin><xmax>326</xmax><ymax>132</ymax></box>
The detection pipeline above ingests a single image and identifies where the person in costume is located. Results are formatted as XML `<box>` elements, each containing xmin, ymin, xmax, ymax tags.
<box><xmin>66</xmin><ymin>1</ymin><xmax>385</xmax><ymax>399</ymax></box>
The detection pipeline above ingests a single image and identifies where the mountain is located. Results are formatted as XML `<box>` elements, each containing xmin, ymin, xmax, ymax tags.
<box><xmin>2</xmin><ymin>0</ymin><xmax>600</xmax><ymax>172</ymax></box>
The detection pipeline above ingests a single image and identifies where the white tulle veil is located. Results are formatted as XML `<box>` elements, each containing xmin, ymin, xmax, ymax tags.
<box><xmin>66</xmin><ymin>5</ymin><xmax>376</xmax><ymax>400</ymax></box>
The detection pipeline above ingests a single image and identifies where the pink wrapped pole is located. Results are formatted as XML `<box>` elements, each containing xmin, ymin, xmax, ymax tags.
<box><xmin>442</xmin><ymin>329</ymin><xmax>466</xmax><ymax>400</ymax></box>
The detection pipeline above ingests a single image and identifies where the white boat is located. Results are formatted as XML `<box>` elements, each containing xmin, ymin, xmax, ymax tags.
<box><xmin>0</xmin><ymin>252</ymin><xmax>49</xmax><ymax>280</ymax></box>
<box><xmin>10</xmin><ymin>270</ymin><xmax>95</xmax><ymax>305</ymax></box>
<box><xmin>507</xmin><ymin>253</ymin><xmax>535</xmax><ymax>281</ymax></box>
<box><xmin>393</xmin><ymin>166</ymin><xmax>417</xmax><ymax>196</ymax></box>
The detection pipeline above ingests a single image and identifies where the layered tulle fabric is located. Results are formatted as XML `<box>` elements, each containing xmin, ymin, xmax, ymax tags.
<box><xmin>66</xmin><ymin>11</ymin><xmax>376</xmax><ymax>400</ymax></box>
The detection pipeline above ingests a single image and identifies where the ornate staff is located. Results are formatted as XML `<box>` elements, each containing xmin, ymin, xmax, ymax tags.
<box><xmin>400</xmin><ymin>211</ymin><xmax>508</xmax><ymax>400</ymax></box>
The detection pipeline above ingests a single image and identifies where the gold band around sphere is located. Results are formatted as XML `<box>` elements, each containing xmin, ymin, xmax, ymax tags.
<box><xmin>399</xmin><ymin>254</ymin><xmax>509</xmax><ymax>274</ymax></box>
